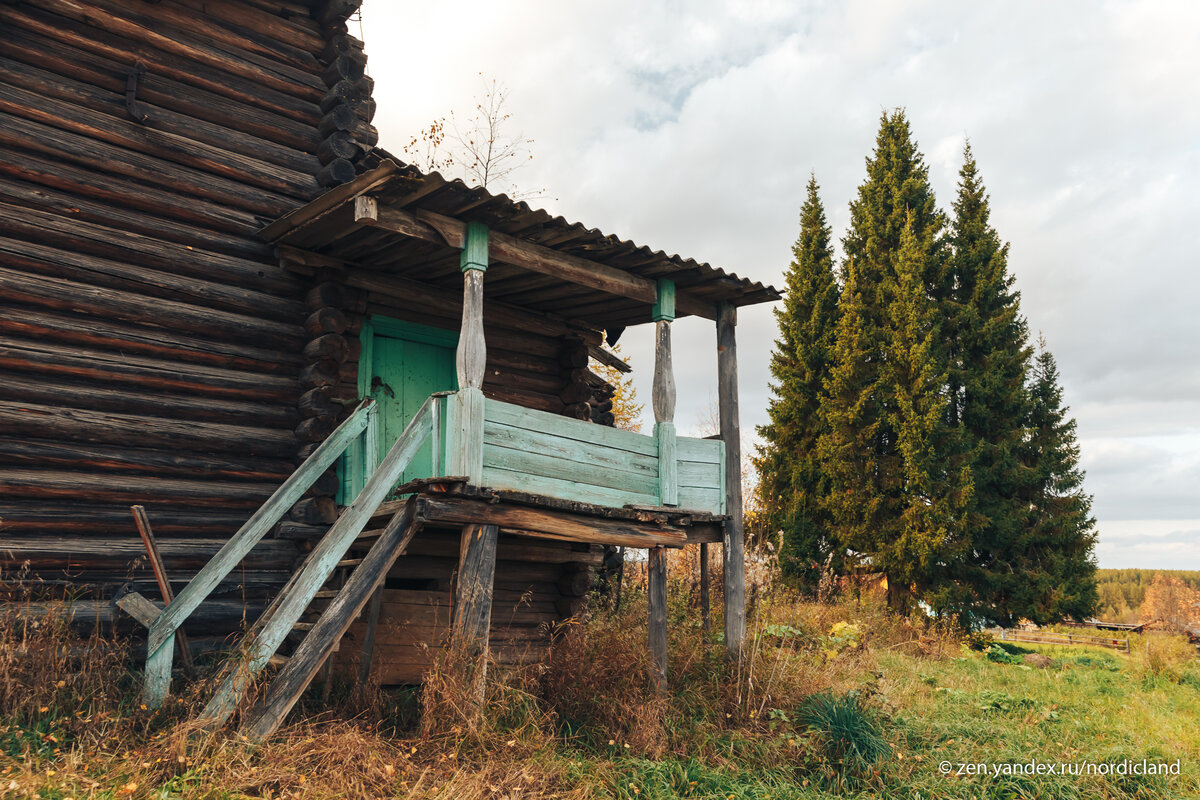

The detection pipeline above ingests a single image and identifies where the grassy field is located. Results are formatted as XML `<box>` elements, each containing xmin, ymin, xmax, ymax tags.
<box><xmin>3</xmin><ymin>584</ymin><xmax>1199</xmax><ymax>800</ymax></box>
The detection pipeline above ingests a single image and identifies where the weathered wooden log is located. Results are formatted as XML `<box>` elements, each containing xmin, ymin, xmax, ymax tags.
<box><xmin>288</xmin><ymin>496</ymin><xmax>338</xmax><ymax>525</ymax></box>
<box><xmin>0</xmin><ymin>150</ymin><xmax>261</xmax><ymax>237</ymax></box>
<box><xmin>0</xmin><ymin>112</ymin><xmax>294</xmax><ymax>217</ymax></box>
<box><xmin>0</xmin><ymin>469</ymin><xmax>277</xmax><ymax>507</ymax></box>
<box><xmin>0</xmin><ymin>4</ymin><xmax>322</xmax><ymax>122</ymax></box>
<box><xmin>0</xmin><ymin>266</ymin><xmax>304</xmax><ymax>350</ymax></box>
<box><xmin>0</xmin><ymin>199</ymin><xmax>303</xmax><ymax>299</ymax></box>
<box><xmin>275</xmin><ymin>521</ymin><xmax>330</xmax><ymax>540</ymax></box>
<box><xmin>306</xmin><ymin>469</ymin><xmax>340</xmax><ymax>498</ymax></box>
<box><xmin>21</xmin><ymin>0</ymin><xmax>324</xmax><ymax>100</ymax></box>
<box><xmin>317</xmin><ymin>105</ymin><xmax>377</xmax><ymax>143</ymax></box>
<box><xmin>0</xmin><ymin>400</ymin><xmax>298</xmax><ymax>457</ymax></box>
<box><xmin>557</xmin><ymin>342</ymin><xmax>590</xmax><ymax>369</ymax></box>
<box><xmin>483</xmin><ymin>365</ymin><xmax>563</xmax><ymax>397</ymax></box>
<box><xmin>0</xmin><ymin>306</ymin><xmax>302</xmax><ymax>375</ymax></box>
<box><xmin>648</xmin><ymin>546</ymin><xmax>668</xmax><ymax>693</ymax></box>
<box><xmin>320</xmin><ymin>31</ymin><xmax>364</xmax><ymax>64</ymax></box>
<box><xmin>294</xmin><ymin>414</ymin><xmax>337</xmax><ymax>443</ymax></box>
<box><xmin>299</xmin><ymin>359</ymin><xmax>340</xmax><ymax>389</ymax></box>
<box><xmin>717</xmin><ymin>303</ymin><xmax>745</xmax><ymax>659</ymax></box>
<box><xmin>321</xmin><ymin>52</ymin><xmax>366</xmax><ymax>86</ymax></box>
<box><xmin>3</xmin><ymin>371</ymin><xmax>298</xmax><ymax>427</ymax></box>
<box><xmin>297</xmin><ymin>385</ymin><xmax>342</xmax><ymax>419</ymax></box>
<box><xmin>481</xmin><ymin>385</ymin><xmax>566</xmax><ymax>416</ymax></box>
<box><xmin>595</xmin><ymin>411</ymin><xmax>616</xmax><ymax>427</ymax></box>
<box><xmin>318</xmin><ymin>1</ymin><xmax>364</xmax><ymax>30</ymax></box>
<box><xmin>318</xmin><ymin>78</ymin><xmax>364</xmax><ymax>113</ymax></box>
<box><xmin>563</xmin><ymin>402</ymin><xmax>592</xmax><ymax>420</ymax></box>
<box><xmin>304</xmin><ymin>307</ymin><xmax>348</xmax><ymax>336</ymax></box>
<box><xmin>316</xmin><ymin>158</ymin><xmax>357</xmax><ymax>186</ymax></box>
<box><xmin>0</xmin><ymin>81</ymin><xmax>320</xmax><ymax>199</ymax></box>
<box><xmin>171</xmin><ymin>0</ymin><xmax>327</xmax><ymax>54</ymax></box>
<box><xmin>0</xmin><ymin>24</ymin><xmax>320</xmax><ymax>150</ymax></box>
<box><xmin>316</xmin><ymin>130</ymin><xmax>362</xmax><ymax>164</ymax></box>
<box><xmin>558</xmin><ymin>380</ymin><xmax>593</xmax><ymax>405</ymax></box>
<box><xmin>0</xmin><ymin>336</ymin><xmax>298</xmax><ymax>402</ymax></box>
<box><xmin>0</xmin><ymin>535</ymin><xmax>297</xmax><ymax>570</ymax></box>
<box><xmin>304</xmin><ymin>281</ymin><xmax>348</xmax><ymax>311</ymax></box>
<box><xmin>0</xmin><ymin>56</ymin><xmax>322</xmax><ymax>176</ymax></box>
<box><xmin>0</xmin><ymin>438</ymin><xmax>292</xmax><ymax>482</ymax></box>
<box><xmin>303</xmin><ymin>333</ymin><xmax>350</xmax><ymax>363</ymax></box>
<box><xmin>0</xmin><ymin>172</ymin><xmax>266</xmax><ymax>262</ymax></box>
<box><xmin>557</xmin><ymin>566</ymin><xmax>593</xmax><ymax>598</ymax></box>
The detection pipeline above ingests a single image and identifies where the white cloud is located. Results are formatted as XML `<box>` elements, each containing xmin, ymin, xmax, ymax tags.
<box><xmin>360</xmin><ymin>0</ymin><xmax>1200</xmax><ymax>569</ymax></box>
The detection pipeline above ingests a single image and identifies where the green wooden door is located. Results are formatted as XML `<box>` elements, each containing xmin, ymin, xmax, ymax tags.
<box><xmin>370</xmin><ymin>333</ymin><xmax>457</xmax><ymax>485</ymax></box>
<box><xmin>340</xmin><ymin>318</ymin><xmax>457</xmax><ymax>503</ymax></box>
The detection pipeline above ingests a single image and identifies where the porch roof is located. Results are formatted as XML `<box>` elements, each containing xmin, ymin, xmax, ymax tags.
<box><xmin>259</xmin><ymin>158</ymin><xmax>781</xmax><ymax>332</ymax></box>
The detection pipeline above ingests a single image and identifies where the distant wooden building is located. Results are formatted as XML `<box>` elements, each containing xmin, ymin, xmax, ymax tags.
<box><xmin>0</xmin><ymin>0</ymin><xmax>780</xmax><ymax>736</ymax></box>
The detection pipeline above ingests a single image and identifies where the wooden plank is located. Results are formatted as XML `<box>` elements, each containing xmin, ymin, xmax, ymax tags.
<box><xmin>648</xmin><ymin>546</ymin><xmax>668</xmax><ymax>693</ymax></box>
<box><xmin>699</xmin><ymin>543</ymin><xmax>711</xmax><ymax>631</ymax></box>
<box><xmin>485</xmin><ymin>397</ymin><xmax>658</xmax><ymax>457</ymax></box>
<box><xmin>717</xmin><ymin>303</ymin><xmax>745</xmax><ymax>660</ymax></box>
<box><xmin>677</xmin><ymin>436</ymin><xmax>724</xmax><ymax>465</ymax></box>
<box><xmin>482</xmin><ymin>442</ymin><xmax>658</xmax><ymax>497</ymax></box>
<box><xmin>678</xmin><ymin>460</ymin><xmax>723</xmax><ymax>490</ymax></box>
<box><xmin>116</xmin><ymin>591</ymin><xmax>162</xmax><ymax>629</ymax></box>
<box><xmin>142</xmin><ymin>402</ymin><xmax>374</xmax><ymax>706</ymax></box>
<box><xmin>676</xmin><ymin>487</ymin><xmax>723</xmax><ymax>515</ymax></box>
<box><xmin>656</xmin><ymin>422</ymin><xmax>678</xmax><ymax>507</ymax></box>
<box><xmin>417</xmin><ymin>495</ymin><xmax>685</xmax><ymax>549</ymax></box>
<box><xmin>132</xmin><ymin>505</ymin><xmax>195</xmax><ymax>675</ymax></box>
<box><xmin>482</xmin><ymin>465</ymin><xmax>659</xmax><ymax>510</ymax></box>
<box><xmin>484</xmin><ymin>421</ymin><xmax>658</xmax><ymax>477</ymax></box>
<box><xmin>199</xmin><ymin>397</ymin><xmax>436</xmax><ymax>725</ymax></box>
<box><xmin>239</xmin><ymin>500</ymin><xmax>422</xmax><ymax>742</ymax></box>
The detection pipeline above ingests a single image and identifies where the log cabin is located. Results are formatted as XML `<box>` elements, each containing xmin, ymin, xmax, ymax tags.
<box><xmin>0</xmin><ymin>0</ymin><xmax>781</xmax><ymax>736</ymax></box>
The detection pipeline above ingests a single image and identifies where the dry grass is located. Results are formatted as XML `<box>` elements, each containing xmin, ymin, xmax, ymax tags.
<box><xmin>0</xmin><ymin>568</ymin><xmax>966</xmax><ymax>799</ymax></box>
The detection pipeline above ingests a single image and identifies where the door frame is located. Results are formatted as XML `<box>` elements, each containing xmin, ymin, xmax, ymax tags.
<box><xmin>339</xmin><ymin>315</ymin><xmax>459</xmax><ymax>504</ymax></box>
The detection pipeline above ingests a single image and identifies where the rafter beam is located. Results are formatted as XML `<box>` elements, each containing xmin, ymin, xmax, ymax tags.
<box><xmin>356</xmin><ymin>204</ymin><xmax>716</xmax><ymax>320</ymax></box>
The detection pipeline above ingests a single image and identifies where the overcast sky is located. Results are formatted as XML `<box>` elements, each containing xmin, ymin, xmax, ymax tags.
<box><xmin>358</xmin><ymin>0</ymin><xmax>1200</xmax><ymax>570</ymax></box>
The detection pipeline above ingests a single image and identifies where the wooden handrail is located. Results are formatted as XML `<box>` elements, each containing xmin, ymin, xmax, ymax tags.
<box><xmin>199</xmin><ymin>393</ymin><xmax>440</xmax><ymax>726</ymax></box>
<box><xmin>142</xmin><ymin>400</ymin><xmax>375</xmax><ymax>707</ymax></box>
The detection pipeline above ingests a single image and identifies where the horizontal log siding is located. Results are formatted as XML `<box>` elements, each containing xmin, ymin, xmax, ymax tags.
<box><xmin>334</xmin><ymin>527</ymin><xmax>599</xmax><ymax>685</ymax></box>
<box><xmin>0</xmin><ymin>1</ymin><xmax>340</xmax><ymax>602</ymax></box>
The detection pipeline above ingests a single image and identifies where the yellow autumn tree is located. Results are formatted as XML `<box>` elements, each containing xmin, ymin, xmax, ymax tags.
<box><xmin>1141</xmin><ymin>573</ymin><xmax>1200</xmax><ymax>631</ymax></box>
<box><xmin>590</xmin><ymin>343</ymin><xmax>643</xmax><ymax>432</ymax></box>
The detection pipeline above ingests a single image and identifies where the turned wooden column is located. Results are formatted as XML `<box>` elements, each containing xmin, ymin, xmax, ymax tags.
<box><xmin>717</xmin><ymin>302</ymin><xmax>745</xmax><ymax>660</ymax></box>
<box><xmin>450</xmin><ymin>222</ymin><xmax>488</xmax><ymax>483</ymax></box>
<box><xmin>652</xmin><ymin>279</ymin><xmax>677</xmax><ymax>506</ymax></box>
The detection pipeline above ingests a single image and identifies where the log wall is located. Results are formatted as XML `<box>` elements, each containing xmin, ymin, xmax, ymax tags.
<box><xmin>0</xmin><ymin>0</ymin><xmax>370</xmax><ymax>626</ymax></box>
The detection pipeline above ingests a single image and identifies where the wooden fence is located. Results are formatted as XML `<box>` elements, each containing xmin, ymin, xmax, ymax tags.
<box><xmin>995</xmin><ymin>629</ymin><xmax>1131</xmax><ymax>653</ymax></box>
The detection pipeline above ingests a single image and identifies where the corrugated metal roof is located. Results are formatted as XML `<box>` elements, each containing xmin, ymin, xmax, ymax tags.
<box><xmin>263</xmin><ymin>156</ymin><xmax>781</xmax><ymax>329</ymax></box>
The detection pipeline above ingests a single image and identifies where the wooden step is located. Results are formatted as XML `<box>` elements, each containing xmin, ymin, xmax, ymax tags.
<box><xmin>337</xmin><ymin>558</ymin><xmax>362</xmax><ymax>568</ymax></box>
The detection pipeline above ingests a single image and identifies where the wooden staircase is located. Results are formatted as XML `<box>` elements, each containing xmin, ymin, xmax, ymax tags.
<box><xmin>124</xmin><ymin>394</ymin><xmax>445</xmax><ymax>741</ymax></box>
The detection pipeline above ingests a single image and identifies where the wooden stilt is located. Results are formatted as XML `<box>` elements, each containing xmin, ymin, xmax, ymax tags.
<box><xmin>717</xmin><ymin>302</ymin><xmax>745</xmax><ymax>661</ymax></box>
<box><xmin>356</xmin><ymin>585</ymin><xmax>384</xmax><ymax>698</ymax></box>
<box><xmin>453</xmin><ymin>523</ymin><xmax>499</xmax><ymax>655</ymax></box>
<box><xmin>648</xmin><ymin>545</ymin><xmax>668</xmax><ymax>693</ymax></box>
<box><xmin>699</xmin><ymin>542</ymin><xmax>711</xmax><ymax>632</ymax></box>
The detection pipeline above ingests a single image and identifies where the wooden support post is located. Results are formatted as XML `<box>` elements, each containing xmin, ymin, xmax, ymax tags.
<box><xmin>453</xmin><ymin>523</ymin><xmax>499</xmax><ymax>654</ymax></box>
<box><xmin>653</xmin><ymin>279</ymin><xmax>677</xmax><ymax>507</ymax></box>
<box><xmin>717</xmin><ymin>302</ymin><xmax>745</xmax><ymax>661</ymax></box>
<box><xmin>451</xmin><ymin>222</ymin><xmax>488</xmax><ymax>483</ymax></box>
<box><xmin>700</xmin><ymin>542</ymin><xmax>711</xmax><ymax>632</ymax></box>
<box><xmin>131</xmin><ymin>505</ymin><xmax>195</xmax><ymax>677</ymax></box>
<box><xmin>356</xmin><ymin>586</ymin><xmax>384</xmax><ymax>697</ymax></box>
<box><xmin>648</xmin><ymin>545</ymin><xmax>668</xmax><ymax>693</ymax></box>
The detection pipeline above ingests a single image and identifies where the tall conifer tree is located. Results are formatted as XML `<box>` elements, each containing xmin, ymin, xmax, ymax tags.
<box><xmin>819</xmin><ymin>110</ymin><xmax>964</xmax><ymax>610</ymax></box>
<box><xmin>756</xmin><ymin>175</ymin><xmax>839</xmax><ymax>587</ymax></box>
<box><xmin>1016</xmin><ymin>340</ymin><xmax>1098</xmax><ymax>623</ymax></box>
<box><xmin>943</xmin><ymin>144</ymin><xmax>1037</xmax><ymax>620</ymax></box>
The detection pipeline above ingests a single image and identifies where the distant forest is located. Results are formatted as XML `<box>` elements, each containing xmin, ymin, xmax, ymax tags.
<box><xmin>1096</xmin><ymin>569</ymin><xmax>1200</xmax><ymax>622</ymax></box>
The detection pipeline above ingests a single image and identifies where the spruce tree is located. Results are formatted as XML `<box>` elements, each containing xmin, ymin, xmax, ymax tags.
<box><xmin>756</xmin><ymin>175</ymin><xmax>839</xmax><ymax>587</ymax></box>
<box><xmin>882</xmin><ymin>214</ymin><xmax>972</xmax><ymax>610</ymax></box>
<box><xmin>819</xmin><ymin>110</ymin><xmax>963</xmax><ymax>611</ymax></box>
<box><xmin>1017</xmin><ymin>339</ymin><xmax>1099</xmax><ymax>623</ymax></box>
<box><xmin>943</xmin><ymin>144</ymin><xmax>1037</xmax><ymax>621</ymax></box>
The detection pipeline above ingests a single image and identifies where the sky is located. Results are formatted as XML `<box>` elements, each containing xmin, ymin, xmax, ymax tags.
<box><xmin>357</xmin><ymin>0</ymin><xmax>1200</xmax><ymax>570</ymax></box>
